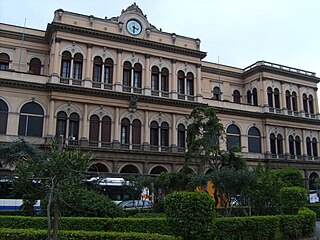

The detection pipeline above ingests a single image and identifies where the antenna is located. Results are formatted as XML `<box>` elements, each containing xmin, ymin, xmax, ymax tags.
<box><xmin>18</xmin><ymin>18</ymin><xmax>27</xmax><ymax>72</ymax></box>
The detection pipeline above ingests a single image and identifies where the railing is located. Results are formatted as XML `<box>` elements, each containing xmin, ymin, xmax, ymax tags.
<box><xmin>244</xmin><ymin>61</ymin><xmax>316</xmax><ymax>76</ymax></box>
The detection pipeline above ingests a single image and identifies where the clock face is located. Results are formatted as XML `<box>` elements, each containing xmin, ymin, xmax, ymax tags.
<box><xmin>126</xmin><ymin>19</ymin><xmax>142</xmax><ymax>36</ymax></box>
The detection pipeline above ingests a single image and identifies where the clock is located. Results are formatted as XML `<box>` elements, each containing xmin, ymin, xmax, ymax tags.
<box><xmin>126</xmin><ymin>19</ymin><xmax>142</xmax><ymax>36</ymax></box>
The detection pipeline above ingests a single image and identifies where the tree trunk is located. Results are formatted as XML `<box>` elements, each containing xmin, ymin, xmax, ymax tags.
<box><xmin>53</xmin><ymin>202</ymin><xmax>59</xmax><ymax>240</ymax></box>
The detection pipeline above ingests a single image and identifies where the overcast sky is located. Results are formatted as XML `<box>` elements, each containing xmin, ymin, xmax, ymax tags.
<box><xmin>1</xmin><ymin>0</ymin><xmax>319</xmax><ymax>74</ymax></box>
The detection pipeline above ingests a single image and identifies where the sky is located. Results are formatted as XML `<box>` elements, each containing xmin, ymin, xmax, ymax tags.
<box><xmin>1</xmin><ymin>0</ymin><xmax>319</xmax><ymax>76</ymax></box>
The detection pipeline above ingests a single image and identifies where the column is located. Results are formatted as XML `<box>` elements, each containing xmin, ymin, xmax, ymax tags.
<box><xmin>171</xmin><ymin>113</ymin><xmax>177</xmax><ymax>153</ymax></box>
<box><xmin>115</xmin><ymin>49</ymin><xmax>122</xmax><ymax>92</ymax></box>
<box><xmin>114</xmin><ymin>107</ymin><xmax>120</xmax><ymax>143</ymax></box>
<box><xmin>80</xmin><ymin>103</ymin><xmax>89</xmax><ymax>147</ymax></box>
<box><xmin>313</xmin><ymin>88</ymin><xmax>319</xmax><ymax>114</ymax></box>
<box><xmin>47</xmin><ymin>99</ymin><xmax>55</xmax><ymax>137</ymax></box>
<box><xmin>84</xmin><ymin>43</ymin><xmax>92</xmax><ymax>87</ymax></box>
<box><xmin>171</xmin><ymin>59</ymin><xmax>177</xmax><ymax>99</ymax></box>
<box><xmin>52</xmin><ymin>38</ymin><xmax>61</xmax><ymax>76</ymax></box>
<box><xmin>284</xmin><ymin>127</ymin><xmax>289</xmax><ymax>158</ymax></box>
<box><xmin>144</xmin><ymin>54</ymin><xmax>151</xmax><ymax>95</ymax></box>
<box><xmin>143</xmin><ymin>110</ymin><xmax>150</xmax><ymax>151</ymax></box>
<box><xmin>302</xmin><ymin>130</ymin><xmax>307</xmax><ymax>160</ymax></box>
<box><xmin>196</xmin><ymin>64</ymin><xmax>203</xmax><ymax>103</ymax></box>
<box><xmin>264</xmin><ymin>124</ymin><xmax>270</xmax><ymax>155</ymax></box>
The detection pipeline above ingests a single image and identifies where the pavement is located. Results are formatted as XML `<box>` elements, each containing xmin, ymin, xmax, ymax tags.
<box><xmin>315</xmin><ymin>221</ymin><xmax>320</xmax><ymax>240</ymax></box>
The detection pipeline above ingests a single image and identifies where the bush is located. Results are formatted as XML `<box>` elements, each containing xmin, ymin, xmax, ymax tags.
<box><xmin>164</xmin><ymin>191</ymin><xmax>215</xmax><ymax>240</ymax></box>
<box><xmin>214</xmin><ymin>215</ymin><xmax>279</xmax><ymax>240</ymax></box>
<box><xmin>306</xmin><ymin>203</ymin><xmax>320</xmax><ymax>218</ymax></box>
<box><xmin>274</xmin><ymin>168</ymin><xmax>304</xmax><ymax>187</ymax></box>
<box><xmin>0</xmin><ymin>228</ymin><xmax>181</xmax><ymax>240</ymax></box>
<box><xmin>279</xmin><ymin>186</ymin><xmax>307</xmax><ymax>214</ymax></box>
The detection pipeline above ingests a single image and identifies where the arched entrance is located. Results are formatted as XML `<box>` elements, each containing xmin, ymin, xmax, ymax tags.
<box><xmin>88</xmin><ymin>163</ymin><xmax>109</xmax><ymax>174</ymax></box>
<box><xmin>120</xmin><ymin>164</ymin><xmax>140</xmax><ymax>174</ymax></box>
<box><xmin>150</xmin><ymin>166</ymin><xmax>168</xmax><ymax>175</ymax></box>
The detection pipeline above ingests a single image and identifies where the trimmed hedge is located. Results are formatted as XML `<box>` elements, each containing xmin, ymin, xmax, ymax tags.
<box><xmin>214</xmin><ymin>215</ymin><xmax>279</xmax><ymax>240</ymax></box>
<box><xmin>306</xmin><ymin>203</ymin><xmax>320</xmax><ymax>218</ymax></box>
<box><xmin>0</xmin><ymin>228</ymin><xmax>181</xmax><ymax>240</ymax></box>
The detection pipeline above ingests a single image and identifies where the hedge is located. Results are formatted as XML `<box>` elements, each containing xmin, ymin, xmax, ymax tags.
<box><xmin>306</xmin><ymin>203</ymin><xmax>320</xmax><ymax>218</ymax></box>
<box><xmin>0</xmin><ymin>228</ymin><xmax>181</xmax><ymax>240</ymax></box>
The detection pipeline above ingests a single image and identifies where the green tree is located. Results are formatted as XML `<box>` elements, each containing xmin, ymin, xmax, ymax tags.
<box><xmin>279</xmin><ymin>186</ymin><xmax>307</xmax><ymax>214</ymax></box>
<box><xmin>14</xmin><ymin>138</ymin><xmax>93</xmax><ymax>240</ymax></box>
<box><xmin>274</xmin><ymin>168</ymin><xmax>304</xmax><ymax>188</ymax></box>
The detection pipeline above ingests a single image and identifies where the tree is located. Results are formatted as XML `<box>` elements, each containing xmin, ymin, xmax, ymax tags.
<box><xmin>14</xmin><ymin>138</ymin><xmax>93</xmax><ymax>240</ymax></box>
<box><xmin>274</xmin><ymin>168</ymin><xmax>304</xmax><ymax>188</ymax></box>
<box><xmin>0</xmin><ymin>138</ymin><xmax>42</xmax><ymax>167</ymax></box>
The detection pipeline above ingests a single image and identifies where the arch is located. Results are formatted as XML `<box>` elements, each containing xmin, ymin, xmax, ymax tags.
<box><xmin>91</xmin><ymin>49</ymin><xmax>116</xmax><ymax>62</ymax></box>
<box><xmin>233</xmin><ymin>89</ymin><xmax>241</xmax><ymax>103</ymax></box>
<box><xmin>309</xmin><ymin>172</ymin><xmax>320</xmax><ymax>191</ymax></box>
<box><xmin>88</xmin><ymin>163</ymin><xmax>110</xmax><ymax>173</ymax></box>
<box><xmin>122</xmin><ymin>54</ymin><xmax>145</xmax><ymax>69</ymax></box>
<box><xmin>0</xmin><ymin>98</ymin><xmax>9</xmax><ymax>134</ymax></box>
<box><xmin>60</xmin><ymin>43</ymin><xmax>86</xmax><ymax>57</ymax></box>
<box><xmin>226</xmin><ymin>123</ymin><xmax>241</xmax><ymax>151</ymax></box>
<box><xmin>178</xmin><ymin>167</ymin><xmax>194</xmax><ymax>174</ymax></box>
<box><xmin>176</xmin><ymin>64</ymin><xmax>195</xmax><ymax>75</ymax></box>
<box><xmin>0</xmin><ymin>52</ymin><xmax>10</xmax><ymax>70</ymax></box>
<box><xmin>150</xmin><ymin>59</ymin><xmax>171</xmax><ymax>73</ymax></box>
<box><xmin>149</xmin><ymin>165</ymin><xmax>168</xmax><ymax>175</ymax></box>
<box><xmin>120</xmin><ymin>111</ymin><xmax>143</xmax><ymax>124</ymax></box>
<box><xmin>248</xmin><ymin>126</ymin><xmax>261</xmax><ymax>153</ymax></box>
<box><xmin>29</xmin><ymin>57</ymin><xmax>42</xmax><ymax>75</ymax></box>
<box><xmin>55</xmin><ymin>103</ymin><xmax>81</xmax><ymax>117</ymax></box>
<box><xmin>149</xmin><ymin>113</ymin><xmax>171</xmax><ymax>127</ymax></box>
<box><xmin>119</xmin><ymin>164</ymin><xmax>141</xmax><ymax>174</ymax></box>
<box><xmin>18</xmin><ymin>102</ymin><xmax>44</xmax><ymax>137</ymax></box>
<box><xmin>88</xmin><ymin>107</ymin><xmax>113</xmax><ymax>122</ymax></box>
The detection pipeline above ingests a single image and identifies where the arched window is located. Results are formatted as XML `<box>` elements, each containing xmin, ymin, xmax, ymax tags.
<box><xmin>252</xmin><ymin>88</ymin><xmax>258</xmax><ymax>106</ymax></box>
<box><xmin>93</xmin><ymin>56</ymin><xmax>103</xmax><ymax>82</ymax></box>
<box><xmin>0</xmin><ymin>99</ymin><xmax>9</xmax><ymax>134</ymax></box>
<box><xmin>123</xmin><ymin>61</ymin><xmax>132</xmax><ymax>91</ymax></box>
<box><xmin>132</xmin><ymin>119</ymin><xmax>141</xmax><ymax>149</ymax></box>
<box><xmin>101</xmin><ymin>116</ymin><xmax>111</xmax><ymax>147</ymax></box>
<box><xmin>161</xmin><ymin>122</ymin><xmax>169</xmax><ymax>151</ymax></box>
<box><xmin>306</xmin><ymin>137</ymin><xmax>318</xmax><ymax>158</ymax></box>
<box><xmin>120</xmin><ymin>164</ymin><xmax>140</xmax><ymax>174</ymax></box>
<box><xmin>73</xmin><ymin>53</ymin><xmax>83</xmax><ymax>80</ymax></box>
<box><xmin>104</xmin><ymin>58</ymin><xmax>113</xmax><ymax>84</ymax></box>
<box><xmin>213</xmin><ymin>86</ymin><xmax>221</xmax><ymax>100</ymax></box>
<box><xmin>226</xmin><ymin>124</ymin><xmax>241</xmax><ymax>151</ymax></box>
<box><xmin>289</xmin><ymin>135</ymin><xmax>301</xmax><ymax>159</ymax></box>
<box><xmin>270</xmin><ymin>133</ymin><xmax>283</xmax><ymax>155</ymax></box>
<box><xmin>150</xmin><ymin>121</ymin><xmax>159</xmax><ymax>150</ymax></box>
<box><xmin>29</xmin><ymin>58</ymin><xmax>42</xmax><ymax>75</ymax></box>
<box><xmin>161</xmin><ymin>67</ymin><xmax>169</xmax><ymax>92</ymax></box>
<box><xmin>133</xmin><ymin>63</ymin><xmax>142</xmax><ymax>89</ymax></box>
<box><xmin>177</xmin><ymin>70</ymin><xmax>185</xmax><ymax>95</ymax></box>
<box><xmin>0</xmin><ymin>53</ymin><xmax>10</xmax><ymax>70</ymax></box>
<box><xmin>267</xmin><ymin>87</ymin><xmax>280</xmax><ymax>109</ymax></box>
<box><xmin>151</xmin><ymin>66</ymin><xmax>159</xmax><ymax>91</ymax></box>
<box><xmin>233</xmin><ymin>90</ymin><xmax>241</xmax><ymax>103</ymax></box>
<box><xmin>309</xmin><ymin>95</ymin><xmax>314</xmax><ymax>114</ymax></box>
<box><xmin>267</xmin><ymin>87</ymin><xmax>273</xmax><ymax>107</ymax></box>
<box><xmin>248</xmin><ymin>127</ymin><xmax>261</xmax><ymax>153</ymax></box>
<box><xmin>177</xmin><ymin>124</ymin><xmax>186</xmax><ymax>151</ymax></box>
<box><xmin>89</xmin><ymin>115</ymin><xmax>99</xmax><ymax>146</ymax></box>
<box><xmin>247</xmin><ymin>90</ymin><xmax>252</xmax><ymax>104</ymax></box>
<box><xmin>186</xmin><ymin>72</ymin><xmax>194</xmax><ymax>96</ymax></box>
<box><xmin>274</xmin><ymin>88</ymin><xmax>280</xmax><ymax>108</ymax></box>
<box><xmin>309</xmin><ymin>172</ymin><xmax>319</xmax><ymax>191</ymax></box>
<box><xmin>121</xmin><ymin>118</ymin><xmax>130</xmax><ymax>146</ymax></box>
<box><xmin>292</xmin><ymin>92</ymin><xmax>297</xmax><ymax>111</ymax></box>
<box><xmin>60</xmin><ymin>51</ymin><xmax>71</xmax><ymax>78</ymax></box>
<box><xmin>285</xmin><ymin>90</ymin><xmax>291</xmax><ymax>110</ymax></box>
<box><xmin>303</xmin><ymin>94</ymin><xmax>308</xmax><ymax>112</ymax></box>
<box><xmin>55</xmin><ymin>111</ymin><xmax>79</xmax><ymax>145</ymax></box>
<box><xmin>150</xmin><ymin>166</ymin><xmax>167</xmax><ymax>175</ymax></box>
<box><xmin>18</xmin><ymin>102</ymin><xmax>44</xmax><ymax>137</ymax></box>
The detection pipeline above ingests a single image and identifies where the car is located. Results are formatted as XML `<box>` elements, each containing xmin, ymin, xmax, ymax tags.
<box><xmin>118</xmin><ymin>200</ymin><xmax>153</xmax><ymax>210</ymax></box>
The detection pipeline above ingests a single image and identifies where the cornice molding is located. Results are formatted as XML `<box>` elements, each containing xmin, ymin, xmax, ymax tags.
<box><xmin>46</xmin><ymin>23</ymin><xmax>207</xmax><ymax>59</ymax></box>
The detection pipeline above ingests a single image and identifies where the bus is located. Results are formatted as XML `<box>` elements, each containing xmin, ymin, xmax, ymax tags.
<box><xmin>84</xmin><ymin>177</ymin><xmax>140</xmax><ymax>204</ymax></box>
<box><xmin>0</xmin><ymin>177</ymin><xmax>40</xmax><ymax>211</ymax></box>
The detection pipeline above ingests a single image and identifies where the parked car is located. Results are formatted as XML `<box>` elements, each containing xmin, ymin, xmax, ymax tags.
<box><xmin>118</xmin><ymin>200</ymin><xmax>152</xmax><ymax>210</ymax></box>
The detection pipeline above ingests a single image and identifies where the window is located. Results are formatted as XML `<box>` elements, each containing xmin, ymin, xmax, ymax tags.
<box><xmin>186</xmin><ymin>72</ymin><xmax>194</xmax><ymax>96</ymax></box>
<box><xmin>121</xmin><ymin>118</ymin><xmax>130</xmax><ymax>145</ymax></box>
<box><xmin>285</xmin><ymin>90</ymin><xmax>291</xmax><ymax>110</ymax></box>
<box><xmin>274</xmin><ymin>88</ymin><xmax>280</xmax><ymax>108</ymax></box>
<box><xmin>267</xmin><ymin>87</ymin><xmax>280</xmax><ymax>109</ymax></box>
<box><xmin>0</xmin><ymin>99</ymin><xmax>8</xmax><ymax>134</ymax></box>
<box><xmin>29</xmin><ymin>58</ymin><xmax>42</xmax><ymax>75</ymax></box>
<box><xmin>306</xmin><ymin>137</ymin><xmax>318</xmax><ymax>158</ymax></box>
<box><xmin>252</xmin><ymin>88</ymin><xmax>258</xmax><ymax>106</ymax></box>
<box><xmin>178</xmin><ymin>71</ymin><xmax>185</xmax><ymax>95</ymax></box>
<box><xmin>270</xmin><ymin>133</ymin><xmax>283</xmax><ymax>155</ymax></box>
<box><xmin>267</xmin><ymin>87</ymin><xmax>273</xmax><ymax>108</ymax></box>
<box><xmin>309</xmin><ymin>95</ymin><xmax>314</xmax><ymax>114</ymax></box>
<box><xmin>233</xmin><ymin>90</ymin><xmax>241</xmax><ymax>103</ymax></box>
<box><xmin>286</xmin><ymin>91</ymin><xmax>297</xmax><ymax>112</ymax></box>
<box><xmin>93</xmin><ymin>56</ymin><xmax>103</xmax><ymax>82</ymax></box>
<box><xmin>55</xmin><ymin>111</ymin><xmax>79</xmax><ymax>143</ymax></box>
<box><xmin>289</xmin><ymin>135</ymin><xmax>301</xmax><ymax>158</ymax></box>
<box><xmin>150</xmin><ymin>121</ymin><xmax>159</xmax><ymax>147</ymax></box>
<box><xmin>151</xmin><ymin>66</ymin><xmax>159</xmax><ymax>91</ymax></box>
<box><xmin>177</xmin><ymin>124</ymin><xmax>186</xmax><ymax>151</ymax></box>
<box><xmin>60</xmin><ymin>51</ymin><xmax>71</xmax><ymax>78</ymax></box>
<box><xmin>292</xmin><ymin>92</ymin><xmax>297</xmax><ymax>111</ymax></box>
<box><xmin>132</xmin><ymin>119</ymin><xmax>141</xmax><ymax>146</ymax></box>
<box><xmin>226</xmin><ymin>124</ymin><xmax>241</xmax><ymax>151</ymax></box>
<box><xmin>18</xmin><ymin>102</ymin><xmax>44</xmax><ymax>137</ymax></box>
<box><xmin>133</xmin><ymin>63</ymin><xmax>142</xmax><ymax>89</ymax></box>
<box><xmin>212</xmin><ymin>86</ymin><xmax>221</xmax><ymax>100</ymax></box>
<box><xmin>0</xmin><ymin>53</ymin><xmax>10</xmax><ymax>70</ymax></box>
<box><xmin>248</xmin><ymin>127</ymin><xmax>261</xmax><ymax>153</ymax></box>
<box><xmin>104</xmin><ymin>58</ymin><xmax>113</xmax><ymax>84</ymax></box>
<box><xmin>73</xmin><ymin>53</ymin><xmax>83</xmax><ymax>80</ymax></box>
<box><xmin>161</xmin><ymin>122</ymin><xmax>169</xmax><ymax>151</ymax></box>
<box><xmin>161</xmin><ymin>68</ymin><xmax>169</xmax><ymax>92</ymax></box>
<box><xmin>89</xmin><ymin>115</ymin><xmax>111</xmax><ymax>147</ymax></box>
<box><xmin>247</xmin><ymin>90</ymin><xmax>252</xmax><ymax>104</ymax></box>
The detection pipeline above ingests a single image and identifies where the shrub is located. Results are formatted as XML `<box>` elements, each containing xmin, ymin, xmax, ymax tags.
<box><xmin>164</xmin><ymin>191</ymin><xmax>215</xmax><ymax>240</ymax></box>
<box><xmin>279</xmin><ymin>186</ymin><xmax>307</xmax><ymax>214</ymax></box>
<box><xmin>274</xmin><ymin>168</ymin><xmax>304</xmax><ymax>187</ymax></box>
